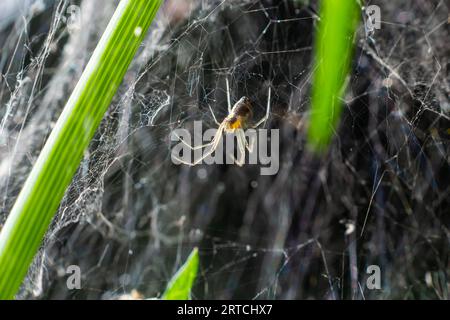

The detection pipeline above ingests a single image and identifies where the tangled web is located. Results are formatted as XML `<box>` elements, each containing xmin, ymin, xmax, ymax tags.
<box><xmin>0</xmin><ymin>0</ymin><xmax>448</xmax><ymax>299</ymax></box>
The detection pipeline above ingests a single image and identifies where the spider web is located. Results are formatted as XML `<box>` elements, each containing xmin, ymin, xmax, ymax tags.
<box><xmin>0</xmin><ymin>0</ymin><xmax>448</xmax><ymax>299</ymax></box>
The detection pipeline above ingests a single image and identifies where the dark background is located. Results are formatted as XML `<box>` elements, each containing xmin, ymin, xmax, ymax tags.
<box><xmin>0</xmin><ymin>0</ymin><xmax>448</xmax><ymax>299</ymax></box>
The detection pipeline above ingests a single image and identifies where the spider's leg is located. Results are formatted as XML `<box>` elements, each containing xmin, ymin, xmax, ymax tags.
<box><xmin>246</xmin><ymin>131</ymin><xmax>256</xmax><ymax>153</ymax></box>
<box><xmin>172</xmin><ymin>131</ymin><xmax>214</xmax><ymax>151</ymax></box>
<box><xmin>226</xmin><ymin>130</ymin><xmax>246</xmax><ymax>166</ymax></box>
<box><xmin>237</xmin><ymin>128</ymin><xmax>249</xmax><ymax>149</ymax></box>
<box><xmin>172</xmin><ymin>125</ymin><xmax>224</xmax><ymax>166</ymax></box>
<box><xmin>194</xmin><ymin>127</ymin><xmax>225</xmax><ymax>164</ymax></box>
<box><xmin>236</xmin><ymin>130</ymin><xmax>246</xmax><ymax>166</ymax></box>
<box><xmin>172</xmin><ymin>140</ymin><xmax>217</xmax><ymax>166</ymax></box>
<box><xmin>227</xmin><ymin>151</ymin><xmax>244</xmax><ymax>167</ymax></box>
<box><xmin>252</xmin><ymin>85</ymin><xmax>272</xmax><ymax>129</ymax></box>
<box><xmin>225</xmin><ymin>77</ymin><xmax>232</xmax><ymax>113</ymax></box>
<box><xmin>211</xmin><ymin>124</ymin><xmax>225</xmax><ymax>151</ymax></box>
<box><xmin>173</xmin><ymin>155</ymin><xmax>206</xmax><ymax>166</ymax></box>
<box><xmin>208</xmin><ymin>104</ymin><xmax>221</xmax><ymax>126</ymax></box>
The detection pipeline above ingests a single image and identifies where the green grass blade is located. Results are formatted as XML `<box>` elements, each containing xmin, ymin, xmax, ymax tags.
<box><xmin>307</xmin><ymin>0</ymin><xmax>360</xmax><ymax>152</ymax></box>
<box><xmin>0</xmin><ymin>0</ymin><xmax>162</xmax><ymax>299</ymax></box>
<box><xmin>162</xmin><ymin>248</ymin><xmax>199</xmax><ymax>300</ymax></box>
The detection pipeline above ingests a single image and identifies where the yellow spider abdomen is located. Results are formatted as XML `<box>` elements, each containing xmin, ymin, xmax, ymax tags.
<box><xmin>229</xmin><ymin>118</ymin><xmax>242</xmax><ymax>130</ymax></box>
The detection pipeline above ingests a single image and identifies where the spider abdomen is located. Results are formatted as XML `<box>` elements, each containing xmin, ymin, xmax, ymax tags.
<box><xmin>225</xmin><ymin>115</ymin><xmax>242</xmax><ymax>131</ymax></box>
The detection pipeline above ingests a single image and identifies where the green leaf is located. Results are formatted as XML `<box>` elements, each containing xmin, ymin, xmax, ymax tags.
<box><xmin>0</xmin><ymin>0</ymin><xmax>162</xmax><ymax>299</ymax></box>
<box><xmin>307</xmin><ymin>0</ymin><xmax>360</xmax><ymax>152</ymax></box>
<box><xmin>162</xmin><ymin>248</ymin><xmax>200</xmax><ymax>300</ymax></box>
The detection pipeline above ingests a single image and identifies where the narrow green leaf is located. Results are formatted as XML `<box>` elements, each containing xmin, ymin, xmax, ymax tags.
<box><xmin>308</xmin><ymin>0</ymin><xmax>360</xmax><ymax>152</ymax></box>
<box><xmin>162</xmin><ymin>248</ymin><xmax>199</xmax><ymax>300</ymax></box>
<box><xmin>0</xmin><ymin>0</ymin><xmax>162</xmax><ymax>299</ymax></box>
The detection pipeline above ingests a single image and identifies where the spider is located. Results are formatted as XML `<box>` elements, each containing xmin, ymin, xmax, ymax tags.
<box><xmin>173</xmin><ymin>78</ymin><xmax>271</xmax><ymax>166</ymax></box>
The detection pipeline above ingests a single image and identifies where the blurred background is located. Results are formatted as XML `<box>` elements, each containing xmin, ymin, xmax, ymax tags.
<box><xmin>0</xmin><ymin>0</ymin><xmax>448</xmax><ymax>299</ymax></box>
